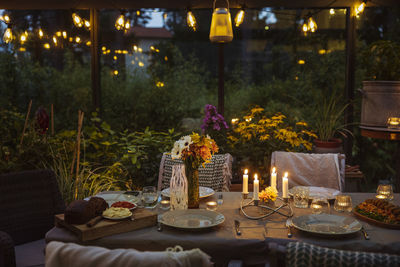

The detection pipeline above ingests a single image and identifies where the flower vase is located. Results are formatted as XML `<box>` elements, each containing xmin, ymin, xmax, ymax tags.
<box><xmin>185</xmin><ymin>164</ymin><xmax>199</xmax><ymax>209</ymax></box>
<box><xmin>170</xmin><ymin>164</ymin><xmax>188</xmax><ymax>210</ymax></box>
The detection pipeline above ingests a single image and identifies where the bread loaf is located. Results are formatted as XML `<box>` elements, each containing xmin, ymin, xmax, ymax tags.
<box><xmin>88</xmin><ymin>197</ymin><xmax>108</xmax><ymax>215</ymax></box>
<box><xmin>65</xmin><ymin>200</ymin><xmax>96</xmax><ymax>224</ymax></box>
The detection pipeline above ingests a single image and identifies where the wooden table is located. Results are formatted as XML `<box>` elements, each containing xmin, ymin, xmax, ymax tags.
<box><xmin>46</xmin><ymin>192</ymin><xmax>400</xmax><ymax>266</ymax></box>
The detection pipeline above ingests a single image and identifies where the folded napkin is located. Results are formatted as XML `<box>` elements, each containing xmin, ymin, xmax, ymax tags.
<box><xmin>271</xmin><ymin>151</ymin><xmax>343</xmax><ymax>191</ymax></box>
<box><xmin>46</xmin><ymin>241</ymin><xmax>213</xmax><ymax>267</ymax></box>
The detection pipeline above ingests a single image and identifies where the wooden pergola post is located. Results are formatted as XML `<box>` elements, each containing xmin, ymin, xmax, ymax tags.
<box><xmin>218</xmin><ymin>43</ymin><xmax>225</xmax><ymax>116</ymax></box>
<box><xmin>344</xmin><ymin>7</ymin><xmax>356</xmax><ymax>162</ymax></box>
<box><xmin>90</xmin><ymin>8</ymin><xmax>101</xmax><ymax>113</ymax></box>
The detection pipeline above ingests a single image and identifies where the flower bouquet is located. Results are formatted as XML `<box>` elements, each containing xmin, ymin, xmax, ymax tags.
<box><xmin>259</xmin><ymin>186</ymin><xmax>278</xmax><ymax>206</ymax></box>
<box><xmin>171</xmin><ymin>133</ymin><xmax>219</xmax><ymax>208</ymax></box>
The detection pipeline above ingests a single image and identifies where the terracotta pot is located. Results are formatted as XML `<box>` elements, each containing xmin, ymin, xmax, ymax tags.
<box><xmin>314</xmin><ymin>138</ymin><xmax>343</xmax><ymax>154</ymax></box>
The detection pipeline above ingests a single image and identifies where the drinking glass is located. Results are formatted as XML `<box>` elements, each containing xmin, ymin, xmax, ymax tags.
<box><xmin>376</xmin><ymin>184</ymin><xmax>394</xmax><ymax>200</ymax></box>
<box><xmin>334</xmin><ymin>195</ymin><xmax>352</xmax><ymax>212</ymax></box>
<box><xmin>293</xmin><ymin>186</ymin><xmax>309</xmax><ymax>208</ymax></box>
<box><xmin>142</xmin><ymin>186</ymin><xmax>158</xmax><ymax>208</ymax></box>
<box><xmin>311</xmin><ymin>197</ymin><xmax>330</xmax><ymax>214</ymax></box>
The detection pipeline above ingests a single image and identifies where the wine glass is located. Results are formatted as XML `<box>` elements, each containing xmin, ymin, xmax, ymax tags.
<box><xmin>142</xmin><ymin>186</ymin><xmax>158</xmax><ymax>208</ymax></box>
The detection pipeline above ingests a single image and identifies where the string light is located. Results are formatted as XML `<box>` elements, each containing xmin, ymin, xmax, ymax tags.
<box><xmin>329</xmin><ymin>8</ymin><xmax>335</xmax><ymax>15</ymax></box>
<box><xmin>86</xmin><ymin>40</ymin><xmax>91</xmax><ymax>46</ymax></box>
<box><xmin>38</xmin><ymin>28</ymin><xmax>44</xmax><ymax>38</ymax></box>
<box><xmin>302</xmin><ymin>16</ymin><xmax>317</xmax><ymax>33</ymax></box>
<box><xmin>0</xmin><ymin>14</ymin><xmax>10</xmax><ymax>24</ymax></box>
<box><xmin>75</xmin><ymin>36</ymin><xmax>81</xmax><ymax>43</ymax></box>
<box><xmin>234</xmin><ymin>9</ymin><xmax>245</xmax><ymax>27</ymax></box>
<box><xmin>56</xmin><ymin>31</ymin><xmax>62</xmax><ymax>37</ymax></box>
<box><xmin>62</xmin><ymin>31</ymin><xmax>67</xmax><ymax>39</ymax></box>
<box><xmin>136</xmin><ymin>10</ymin><xmax>141</xmax><ymax>16</ymax></box>
<box><xmin>43</xmin><ymin>43</ymin><xmax>50</xmax><ymax>49</ymax></box>
<box><xmin>72</xmin><ymin>13</ymin><xmax>83</xmax><ymax>28</ymax></box>
<box><xmin>156</xmin><ymin>81</ymin><xmax>165</xmax><ymax>87</ymax></box>
<box><xmin>187</xmin><ymin>11</ymin><xmax>197</xmax><ymax>31</ymax></box>
<box><xmin>113</xmin><ymin>70</ymin><xmax>118</xmax><ymax>76</ymax></box>
<box><xmin>52</xmin><ymin>36</ymin><xmax>57</xmax><ymax>45</ymax></box>
<box><xmin>3</xmin><ymin>27</ymin><xmax>13</xmax><ymax>43</ymax></box>
<box><xmin>138</xmin><ymin>61</ymin><xmax>144</xmax><ymax>67</ymax></box>
<box><xmin>20</xmin><ymin>31</ymin><xmax>28</xmax><ymax>44</ymax></box>
<box><xmin>298</xmin><ymin>59</ymin><xmax>305</xmax><ymax>65</ymax></box>
<box><xmin>115</xmin><ymin>14</ymin><xmax>127</xmax><ymax>31</ymax></box>
<box><xmin>84</xmin><ymin>19</ymin><xmax>90</xmax><ymax>30</ymax></box>
<box><xmin>355</xmin><ymin>1</ymin><xmax>366</xmax><ymax>17</ymax></box>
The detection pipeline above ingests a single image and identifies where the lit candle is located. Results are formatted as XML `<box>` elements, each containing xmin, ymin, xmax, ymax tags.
<box><xmin>243</xmin><ymin>169</ymin><xmax>249</xmax><ymax>194</ymax></box>
<box><xmin>271</xmin><ymin>167</ymin><xmax>277</xmax><ymax>190</ymax></box>
<box><xmin>160</xmin><ymin>200</ymin><xmax>170</xmax><ymax>210</ymax></box>
<box><xmin>376</xmin><ymin>194</ymin><xmax>387</xmax><ymax>199</ymax></box>
<box><xmin>282</xmin><ymin>172</ymin><xmax>289</xmax><ymax>198</ymax></box>
<box><xmin>311</xmin><ymin>203</ymin><xmax>323</xmax><ymax>214</ymax></box>
<box><xmin>253</xmin><ymin>174</ymin><xmax>259</xmax><ymax>200</ymax></box>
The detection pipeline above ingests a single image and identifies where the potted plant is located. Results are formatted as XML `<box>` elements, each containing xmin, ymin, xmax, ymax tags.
<box><xmin>313</xmin><ymin>95</ymin><xmax>351</xmax><ymax>153</ymax></box>
<box><xmin>361</xmin><ymin>40</ymin><xmax>400</xmax><ymax>128</ymax></box>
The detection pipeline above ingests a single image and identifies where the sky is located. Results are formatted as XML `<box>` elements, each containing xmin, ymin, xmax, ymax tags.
<box><xmin>146</xmin><ymin>10</ymin><xmax>164</xmax><ymax>28</ymax></box>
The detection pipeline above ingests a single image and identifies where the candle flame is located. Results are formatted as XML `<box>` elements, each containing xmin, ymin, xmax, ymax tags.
<box><xmin>244</xmin><ymin>169</ymin><xmax>248</xmax><ymax>174</ymax></box>
<box><xmin>254</xmin><ymin>174</ymin><xmax>258</xmax><ymax>180</ymax></box>
<box><xmin>272</xmin><ymin>167</ymin><xmax>276</xmax><ymax>173</ymax></box>
<box><xmin>284</xmin><ymin>172</ymin><xmax>288</xmax><ymax>178</ymax></box>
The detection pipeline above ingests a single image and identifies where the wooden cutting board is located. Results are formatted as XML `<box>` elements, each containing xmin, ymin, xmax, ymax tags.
<box><xmin>55</xmin><ymin>208</ymin><xmax>157</xmax><ymax>241</ymax></box>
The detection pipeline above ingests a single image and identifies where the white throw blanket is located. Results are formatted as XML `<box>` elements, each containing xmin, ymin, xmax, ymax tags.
<box><xmin>46</xmin><ymin>241</ymin><xmax>213</xmax><ymax>267</ymax></box>
<box><xmin>271</xmin><ymin>151</ymin><xmax>344</xmax><ymax>191</ymax></box>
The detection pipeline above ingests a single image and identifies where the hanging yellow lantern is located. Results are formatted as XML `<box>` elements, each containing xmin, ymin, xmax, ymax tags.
<box><xmin>3</xmin><ymin>27</ymin><xmax>13</xmax><ymax>43</ymax></box>
<box><xmin>209</xmin><ymin>0</ymin><xmax>233</xmax><ymax>43</ymax></box>
<box><xmin>20</xmin><ymin>31</ymin><xmax>28</xmax><ymax>44</ymax></box>
<box><xmin>72</xmin><ymin>13</ymin><xmax>83</xmax><ymax>28</ymax></box>
<box><xmin>308</xmin><ymin>17</ymin><xmax>317</xmax><ymax>32</ymax></box>
<box><xmin>84</xmin><ymin>20</ymin><xmax>90</xmax><ymax>30</ymax></box>
<box><xmin>355</xmin><ymin>1</ymin><xmax>366</xmax><ymax>17</ymax></box>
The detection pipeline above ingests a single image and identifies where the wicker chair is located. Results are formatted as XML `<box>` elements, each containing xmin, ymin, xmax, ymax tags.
<box><xmin>0</xmin><ymin>170</ymin><xmax>65</xmax><ymax>267</ymax></box>
<box><xmin>157</xmin><ymin>153</ymin><xmax>233</xmax><ymax>192</ymax></box>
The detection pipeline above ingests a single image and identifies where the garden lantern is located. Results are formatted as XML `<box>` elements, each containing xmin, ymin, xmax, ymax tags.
<box><xmin>209</xmin><ymin>0</ymin><xmax>233</xmax><ymax>43</ymax></box>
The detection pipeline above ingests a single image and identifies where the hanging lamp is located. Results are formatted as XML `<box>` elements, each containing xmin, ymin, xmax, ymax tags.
<box><xmin>209</xmin><ymin>0</ymin><xmax>233</xmax><ymax>43</ymax></box>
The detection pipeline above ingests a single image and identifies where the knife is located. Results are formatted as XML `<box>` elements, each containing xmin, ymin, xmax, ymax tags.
<box><xmin>86</xmin><ymin>216</ymin><xmax>103</xmax><ymax>227</ymax></box>
<box><xmin>234</xmin><ymin>220</ymin><xmax>241</xmax><ymax>235</ymax></box>
<box><xmin>286</xmin><ymin>218</ymin><xmax>293</xmax><ymax>238</ymax></box>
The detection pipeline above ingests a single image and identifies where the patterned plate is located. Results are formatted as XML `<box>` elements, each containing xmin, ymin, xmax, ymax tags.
<box><xmin>160</xmin><ymin>209</ymin><xmax>225</xmax><ymax>229</ymax></box>
<box><xmin>291</xmin><ymin>214</ymin><xmax>362</xmax><ymax>235</ymax></box>
<box><xmin>161</xmin><ymin>186</ymin><xmax>215</xmax><ymax>198</ymax></box>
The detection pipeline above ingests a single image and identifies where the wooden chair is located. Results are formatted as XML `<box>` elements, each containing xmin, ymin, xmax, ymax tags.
<box><xmin>158</xmin><ymin>153</ymin><xmax>233</xmax><ymax>192</ymax></box>
<box><xmin>0</xmin><ymin>170</ymin><xmax>65</xmax><ymax>267</ymax></box>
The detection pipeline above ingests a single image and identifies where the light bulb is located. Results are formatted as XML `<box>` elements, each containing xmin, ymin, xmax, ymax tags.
<box><xmin>115</xmin><ymin>15</ymin><xmax>125</xmax><ymax>30</ymax></box>
<box><xmin>355</xmin><ymin>2</ymin><xmax>366</xmax><ymax>17</ymax></box>
<box><xmin>125</xmin><ymin>21</ymin><xmax>130</xmax><ymax>30</ymax></box>
<box><xmin>86</xmin><ymin>41</ymin><xmax>91</xmax><ymax>46</ymax></box>
<box><xmin>136</xmin><ymin>10</ymin><xmax>141</xmax><ymax>16</ymax></box>
<box><xmin>330</xmin><ymin>8</ymin><xmax>335</xmax><ymax>15</ymax></box>
<box><xmin>113</xmin><ymin>70</ymin><xmax>118</xmax><ymax>75</ymax></box>
<box><xmin>56</xmin><ymin>31</ymin><xmax>62</xmax><ymax>37</ymax></box>
<box><xmin>3</xmin><ymin>14</ymin><xmax>10</xmax><ymax>23</ymax></box>
<box><xmin>20</xmin><ymin>32</ymin><xmax>27</xmax><ymax>44</ymax></box>
<box><xmin>234</xmin><ymin>9</ymin><xmax>245</xmax><ymax>27</ymax></box>
<box><xmin>72</xmin><ymin>13</ymin><xmax>83</xmax><ymax>28</ymax></box>
<box><xmin>84</xmin><ymin>19</ymin><xmax>90</xmax><ymax>29</ymax></box>
<box><xmin>52</xmin><ymin>36</ymin><xmax>57</xmax><ymax>45</ymax></box>
<box><xmin>308</xmin><ymin>17</ymin><xmax>317</xmax><ymax>32</ymax></box>
<box><xmin>62</xmin><ymin>31</ymin><xmax>67</xmax><ymax>39</ymax></box>
<box><xmin>75</xmin><ymin>36</ymin><xmax>81</xmax><ymax>43</ymax></box>
<box><xmin>3</xmin><ymin>28</ymin><xmax>13</xmax><ymax>43</ymax></box>
<box><xmin>38</xmin><ymin>28</ymin><xmax>44</xmax><ymax>38</ymax></box>
<box><xmin>187</xmin><ymin>11</ymin><xmax>197</xmax><ymax>31</ymax></box>
<box><xmin>302</xmin><ymin>23</ymin><xmax>308</xmax><ymax>32</ymax></box>
<box><xmin>43</xmin><ymin>43</ymin><xmax>50</xmax><ymax>49</ymax></box>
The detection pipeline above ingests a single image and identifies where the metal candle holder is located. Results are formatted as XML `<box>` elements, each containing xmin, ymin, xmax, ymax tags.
<box><xmin>240</xmin><ymin>195</ymin><xmax>293</xmax><ymax>220</ymax></box>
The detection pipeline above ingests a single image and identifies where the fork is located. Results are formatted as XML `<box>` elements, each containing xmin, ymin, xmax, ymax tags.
<box><xmin>361</xmin><ymin>226</ymin><xmax>370</xmax><ymax>240</ymax></box>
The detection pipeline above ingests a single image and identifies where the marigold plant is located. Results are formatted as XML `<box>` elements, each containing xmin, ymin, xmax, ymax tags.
<box><xmin>228</xmin><ymin>106</ymin><xmax>317</xmax><ymax>183</ymax></box>
<box><xmin>259</xmin><ymin>186</ymin><xmax>278</xmax><ymax>202</ymax></box>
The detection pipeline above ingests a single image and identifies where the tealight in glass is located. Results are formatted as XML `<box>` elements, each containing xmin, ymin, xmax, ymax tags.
<box><xmin>387</xmin><ymin>117</ymin><xmax>400</xmax><ymax>129</ymax></box>
<box><xmin>206</xmin><ymin>201</ymin><xmax>218</xmax><ymax>211</ymax></box>
<box><xmin>334</xmin><ymin>195</ymin><xmax>352</xmax><ymax>212</ymax></box>
<box><xmin>311</xmin><ymin>197</ymin><xmax>330</xmax><ymax>214</ymax></box>
<box><xmin>376</xmin><ymin>184</ymin><xmax>394</xmax><ymax>200</ymax></box>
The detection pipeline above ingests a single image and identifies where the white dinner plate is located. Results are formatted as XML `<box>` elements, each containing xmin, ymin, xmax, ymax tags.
<box><xmin>161</xmin><ymin>186</ymin><xmax>215</xmax><ymax>199</ymax></box>
<box><xmin>160</xmin><ymin>209</ymin><xmax>225</xmax><ymax>230</ymax></box>
<box><xmin>291</xmin><ymin>214</ymin><xmax>362</xmax><ymax>236</ymax></box>
<box><xmin>289</xmin><ymin>186</ymin><xmax>340</xmax><ymax>200</ymax></box>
